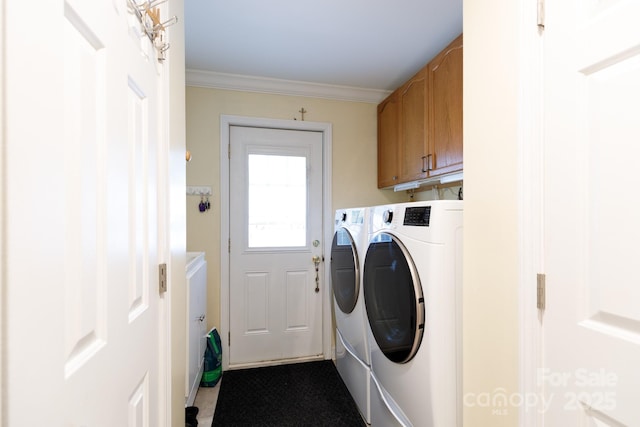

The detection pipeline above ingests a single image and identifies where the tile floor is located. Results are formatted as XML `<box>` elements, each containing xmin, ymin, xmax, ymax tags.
<box><xmin>193</xmin><ymin>380</ymin><xmax>222</xmax><ymax>426</ymax></box>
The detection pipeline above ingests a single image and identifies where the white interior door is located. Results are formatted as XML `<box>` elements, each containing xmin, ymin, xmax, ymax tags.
<box><xmin>542</xmin><ymin>0</ymin><xmax>640</xmax><ymax>424</ymax></box>
<box><xmin>4</xmin><ymin>0</ymin><xmax>167</xmax><ymax>425</ymax></box>
<box><xmin>229</xmin><ymin>126</ymin><xmax>324</xmax><ymax>366</ymax></box>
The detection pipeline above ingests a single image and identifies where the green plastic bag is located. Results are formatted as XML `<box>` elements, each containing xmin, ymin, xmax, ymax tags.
<box><xmin>200</xmin><ymin>327</ymin><xmax>222</xmax><ymax>387</ymax></box>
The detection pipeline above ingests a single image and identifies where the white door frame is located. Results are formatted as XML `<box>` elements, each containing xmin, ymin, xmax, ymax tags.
<box><xmin>219</xmin><ymin>115</ymin><xmax>333</xmax><ymax>370</ymax></box>
<box><xmin>0</xmin><ymin>2</ymin><xmax>5</xmax><ymax>422</ymax></box>
<box><xmin>518</xmin><ymin>1</ymin><xmax>544</xmax><ymax>425</ymax></box>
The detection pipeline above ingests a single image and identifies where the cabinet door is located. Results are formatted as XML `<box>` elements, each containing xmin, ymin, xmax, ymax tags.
<box><xmin>399</xmin><ymin>69</ymin><xmax>429</xmax><ymax>183</ymax></box>
<box><xmin>186</xmin><ymin>258</ymin><xmax>207</xmax><ymax>406</ymax></box>
<box><xmin>377</xmin><ymin>92</ymin><xmax>400</xmax><ymax>188</ymax></box>
<box><xmin>428</xmin><ymin>34</ymin><xmax>463</xmax><ymax>176</ymax></box>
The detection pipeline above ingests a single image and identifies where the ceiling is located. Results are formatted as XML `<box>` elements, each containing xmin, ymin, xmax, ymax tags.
<box><xmin>184</xmin><ymin>0</ymin><xmax>462</xmax><ymax>98</ymax></box>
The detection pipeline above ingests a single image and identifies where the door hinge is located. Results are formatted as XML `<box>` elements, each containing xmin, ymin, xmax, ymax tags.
<box><xmin>537</xmin><ymin>273</ymin><xmax>545</xmax><ymax>310</ymax></box>
<box><xmin>228</xmin><ymin>238</ymin><xmax>231</xmax><ymax>253</ymax></box>
<box><xmin>537</xmin><ymin>0</ymin><xmax>545</xmax><ymax>29</ymax></box>
<box><xmin>228</xmin><ymin>144</ymin><xmax>231</xmax><ymax>159</ymax></box>
<box><xmin>228</xmin><ymin>331</ymin><xmax>230</xmax><ymax>346</ymax></box>
<box><xmin>159</xmin><ymin>263</ymin><xmax>167</xmax><ymax>293</ymax></box>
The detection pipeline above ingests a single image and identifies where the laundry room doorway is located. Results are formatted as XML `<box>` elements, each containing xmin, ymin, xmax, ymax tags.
<box><xmin>220</xmin><ymin>116</ymin><xmax>333</xmax><ymax>369</ymax></box>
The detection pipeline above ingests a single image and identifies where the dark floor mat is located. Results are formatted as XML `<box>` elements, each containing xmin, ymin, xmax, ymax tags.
<box><xmin>212</xmin><ymin>360</ymin><xmax>366</xmax><ymax>427</ymax></box>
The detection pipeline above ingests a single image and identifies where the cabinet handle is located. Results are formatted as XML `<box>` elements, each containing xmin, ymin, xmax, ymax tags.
<box><xmin>421</xmin><ymin>154</ymin><xmax>433</xmax><ymax>172</ymax></box>
<box><xmin>393</xmin><ymin>175</ymin><xmax>397</xmax><ymax>180</ymax></box>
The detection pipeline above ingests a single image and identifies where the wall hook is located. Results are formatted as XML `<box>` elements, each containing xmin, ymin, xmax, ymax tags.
<box><xmin>157</xmin><ymin>15</ymin><xmax>178</xmax><ymax>31</ymax></box>
<box><xmin>147</xmin><ymin>0</ymin><xmax>168</xmax><ymax>8</ymax></box>
<box><xmin>126</xmin><ymin>0</ymin><xmax>178</xmax><ymax>62</ymax></box>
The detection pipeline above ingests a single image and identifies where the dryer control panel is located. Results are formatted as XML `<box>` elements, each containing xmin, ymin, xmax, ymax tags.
<box><xmin>403</xmin><ymin>206</ymin><xmax>431</xmax><ymax>227</ymax></box>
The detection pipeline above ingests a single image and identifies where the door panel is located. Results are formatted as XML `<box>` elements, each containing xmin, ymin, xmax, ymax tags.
<box><xmin>229</xmin><ymin>126</ymin><xmax>323</xmax><ymax>366</ymax></box>
<box><xmin>285</xmin><ymin>270</ymin><xmax>311</xmax><ymax>329</ymax></box>
<box><xmin>543</xmin><ymin>0</ymin><xmax>640</xmax><ymax>424</ymax></box>
<box><xmin>63</xmin><ymin>4</ymin><xmax>108</xmax><ymax>375</ymax></box>
<box><xmin>5</xmin><ymin>0</ymin><xmax>166</xmax><ymax>425</ymax></box>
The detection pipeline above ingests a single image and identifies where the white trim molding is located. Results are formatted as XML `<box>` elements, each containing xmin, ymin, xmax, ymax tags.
<box><xmin>187</xmin><ymin>69</ymin><xmax>391</xmax><ymax>104</ymax></box>
<box><xmin>518</xmin><ymin>0</ymin><xmax>544</xmax><ymax>425</ymax></box>
<box><xmin>219</xmin><ymin>115</ymin><xmax>333</xmax><ymax>371</ymax></box>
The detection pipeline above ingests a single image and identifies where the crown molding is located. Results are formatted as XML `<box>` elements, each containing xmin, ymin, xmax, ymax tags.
<box><xmin>185</xmin><ymin>69</ymin><xmax>391</xmax><ymax>104</ymax></box>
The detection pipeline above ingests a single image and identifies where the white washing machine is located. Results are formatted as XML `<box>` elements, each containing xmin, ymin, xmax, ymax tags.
<box><xmin>331</xmin><ymin>207</ymin><xmax>371</xmax><ymax>424</ymax></box>
<box><xmin>364</xmin><ymin>201</ymin><xmax>463</xmax><ymax>427</ymax></box>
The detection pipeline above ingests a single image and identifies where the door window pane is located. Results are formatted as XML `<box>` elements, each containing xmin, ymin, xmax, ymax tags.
<box><xmin>248</xmin><ymin>154</ymin><xmax>306</xmax><ymax>247</ymax></box>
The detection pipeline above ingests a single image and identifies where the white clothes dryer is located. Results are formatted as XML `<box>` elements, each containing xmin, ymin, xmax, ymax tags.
<box><xmin>364</xmin><ymin>201</ymin><xmax>463</xmax><ymax>427</ymax></box>
<box><xmin>331</xmin><ymin>207</ymin><xmax>371</xmax><ymax>424</ymax></box>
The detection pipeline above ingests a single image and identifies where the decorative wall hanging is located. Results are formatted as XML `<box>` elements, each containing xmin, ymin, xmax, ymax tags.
<box><xmin>127</xmin><ymin>0</ymin><xmax>178</xmax><ymax>61</ymax></box>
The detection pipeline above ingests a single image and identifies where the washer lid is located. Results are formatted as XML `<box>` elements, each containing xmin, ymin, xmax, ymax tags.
<box><xmin>330</xmin><ymin>228</ymin><xmax>360</xmax><ymax>314</ymax></box>
<box><xmin>364</xmin><ymin>232</ymin><xmax>424</xmax><ymax>363</ymax></box>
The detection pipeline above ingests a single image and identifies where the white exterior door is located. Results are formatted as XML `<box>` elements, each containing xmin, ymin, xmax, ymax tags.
<box><xmin>4</xmin><ymin>0</ymin><xmax>169</xmax><ymax>425</ymax></box>
<box><xmin>229</xmin><ymin>126</ymin><xmax>324</xmax><ymax>366</ymax></box>
<box><xmin>542</xmin><ymin>0</ymin><xmax>640</xmax><ymax>424</ymax></box>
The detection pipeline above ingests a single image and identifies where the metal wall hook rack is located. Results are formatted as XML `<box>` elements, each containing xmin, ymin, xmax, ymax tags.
<box><xmin>126</xmin><ymin>0</ymin><xmax>178</xmax><ymax>61</ymax></box>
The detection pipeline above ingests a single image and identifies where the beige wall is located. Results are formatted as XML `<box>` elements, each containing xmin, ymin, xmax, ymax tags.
<box><xmin>185</xmin><ymin>86</ymin><xmax>405</xmax><ymax>330</ymax></box>
<box><xmin>463</xmin><ymin>0</ymin><xmax>521</xmax><ymax>425</ymax></box>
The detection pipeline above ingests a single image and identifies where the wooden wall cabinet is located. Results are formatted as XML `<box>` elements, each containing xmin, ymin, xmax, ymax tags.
<box><xmin>428</xmin><ymin>34</ymin><xmax>463</xmax><ymax>176</ymax></box>
<box><xmin>399</xmin><ymin>68</ymin><xmax>429</xmax><ymax>183</ymax></box>
<box><xmin>377</xmin><ymin>91</ymin><xmax>400</xmax><ymax>188</ymax></box>
<box><xmin>377</xmin><ymin>33</ymin><xmax>463</xmax><ymax>189</ymax></box>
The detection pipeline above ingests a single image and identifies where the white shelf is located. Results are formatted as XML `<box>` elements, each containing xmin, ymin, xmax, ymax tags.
<box><xmin>186</xmin><ymin>186</ymin><xmax>212</xmax><ymax>196</ymax></box>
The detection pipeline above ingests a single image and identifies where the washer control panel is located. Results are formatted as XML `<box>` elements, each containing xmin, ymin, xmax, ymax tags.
<box><xmin>403</xmin><ymin>206</ymin><xmax>431</xmax><ymax>226</ymax></box>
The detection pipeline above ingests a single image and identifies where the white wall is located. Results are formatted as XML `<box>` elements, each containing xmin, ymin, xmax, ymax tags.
<box><xmin>0</xmin><ymin>3</ymin><xmax>5</xmax><ymax>422</ymax></box>
<box><xmin>463</xmin><ymin>0</ymin><xmax>521</xmax><ymax>425</ymax></box>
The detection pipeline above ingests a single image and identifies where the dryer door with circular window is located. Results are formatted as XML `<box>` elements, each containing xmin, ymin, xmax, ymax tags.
<box><xmin>363</xmin><ymin>232</ymin><xmax>425</xmax><ymax>363</ymax></box>
<box><xmin>330</xmin><ymin>228</ymin><xmax>360</xmax><ymax>314</ymax></box>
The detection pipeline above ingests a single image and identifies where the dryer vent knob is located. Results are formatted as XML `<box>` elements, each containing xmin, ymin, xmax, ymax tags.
<box><xmin>383</xmin><ymin>210</ymin><xmax>393</xmax><ymax>224</ymax></box>
<box><xmin>341</xmin><ymin>212</ymin><xmax>347</xmax><ymax>222</ymax></box>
